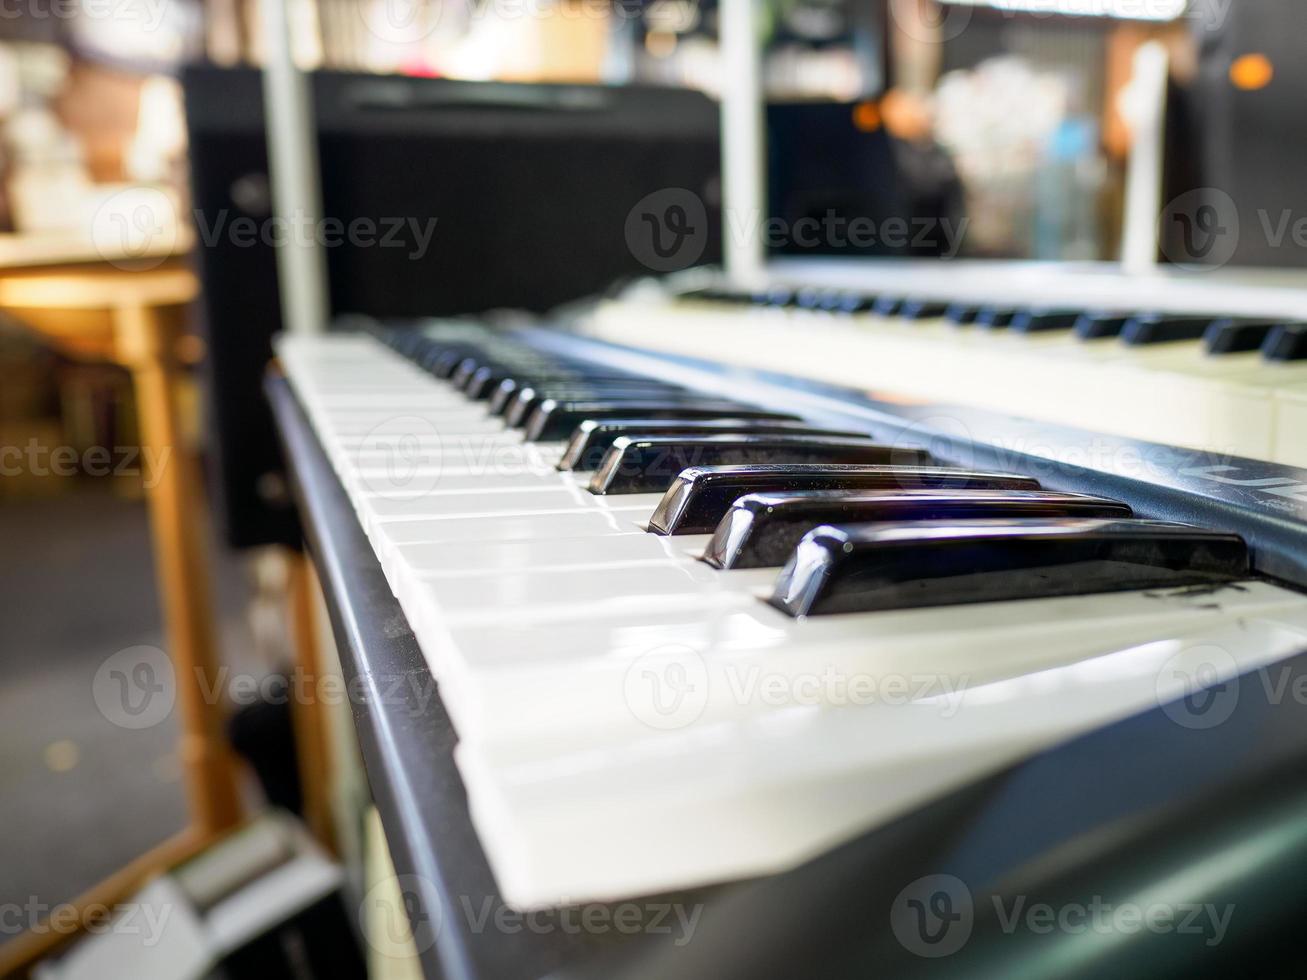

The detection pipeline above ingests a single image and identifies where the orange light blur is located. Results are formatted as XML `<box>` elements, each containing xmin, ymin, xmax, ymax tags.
<box><xmin>1230</xmin><ymin>53</ymin><xmax>1274</xmax><ymax>91</ymax></box>
<box><xmin>852</xmin><ymin>101</ymin><xmax>882</xmax><ymax>133</ymax></box>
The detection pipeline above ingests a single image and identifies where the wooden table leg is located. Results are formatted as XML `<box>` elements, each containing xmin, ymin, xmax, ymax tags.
<box><xmin>115</xmin><ymin>302</ymin><xmax>243</xmax><ymax>835</ymax></box>
<box><xmin>289</xmin><ymin>552</ymin><xmax>338</xmax><ymax>855</ymax></box>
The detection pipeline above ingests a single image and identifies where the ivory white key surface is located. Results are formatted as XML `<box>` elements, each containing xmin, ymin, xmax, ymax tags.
<box><xmin>395</xmin><ymin>532</ymin><xmax>711</xmax><ymax>577</ymax></box>
<box><xmin>433</xmin><ymin>580</ymin><xmax>1307</xmax><ymax>754</ymax></box>
<box><xmin>457</xmin><ymin>611</ymin><xmax>1307</xmax><ymax>908</ymax></box>
<box><xmin>276</xmin><ymin>328</ymin><xmax>1307</xmax><ymax>915</ymax></box>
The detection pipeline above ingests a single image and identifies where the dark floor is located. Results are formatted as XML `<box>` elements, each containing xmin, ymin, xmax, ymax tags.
<box><xmin>0</xmin><ymin>489</ymin><xmax>261</xmax><ymax>944</ymax></box>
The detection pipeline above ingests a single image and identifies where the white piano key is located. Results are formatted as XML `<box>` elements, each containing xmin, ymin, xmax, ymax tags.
<box><xmin>394</xmin><ymin>532</ymin><xmax>708</xmax><ymax>577</ymax></box>
<box><xmin>458</xmin><ymin>612</ymin><xmax>1307</xmax><ymax>909</ymax></box>
<box><xmin>435</xmin><ymin>580</ymin><xmax>1307</xmax><ymax>752</ymax></box>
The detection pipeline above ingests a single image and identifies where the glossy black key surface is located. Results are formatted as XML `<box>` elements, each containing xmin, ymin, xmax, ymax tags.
<box><xmin>465</xmin><ymin>362</ymin><xmax>614</xmax><ymax>399</ymax></box>
<box><xmin>504</xmin><ymin>383</ymin><xmax>692</xmax><ymax>426</ymax></box>
<box><xmin>451</xmin><ymin>357</ymin><xmax>495</xmax><ymax>389</ymax></box>
<box><xmin>459</xmin><ymin>361</ymin><xmax>576</xmax><ymax>396</ymax></box>
<box><xmin>748</xmin><ymin>287</ymin><xmax>793</xmax><ymax>308</ymax></box>
<box><xmin>976</xmin><ymin>307</ymin><xmax>1019</xmax><ymax>329</ymax></box>
<box><xmin>1074</xmin><ymin>312</ymin><xmax>1132</xmax><ymax>340</ymax></box>
<box><xmin>945</xmin><ymin>303</ymin><xmax>983</xmax><ymax>325</ymax></box>
<box><xmin>526</xmin><ymin>401</ymin><xmax>794</xmax><ymax>443</ymax></box>
<box><xmin>1203</xmin><ymin>319</ymin><xmax>1280</xmax><ymax>355</ymax></box>
<box><xmin>899</xmin><ymin>300</ymin><xmax>950</xmax><ymax>320</ymax></box>
<box><xmin>792</xmin><ymin>287</ymin><xmax>833</xmax><ymax>311</ymax></box>
<box><xmin>1121</xmin><ymin>314</ymin><xmax>1218</xmax><ymax>346</ymax></box>
<box><xmin>427</xmin><ymin>347</ymin><xmax>483</xmax><ymax>377</ymax></box>
<box><xmin>829</xmin><ymin>291</ymin><xmax>875</xmax><ymax>314</ymax></box>
<box><xmin>769</xmin><ymin>518</ymin><xmax>1249</xmax><ymax>617</ymax></box>
<box><xmin>558</xmin><ymin>419</ymin><xmax>870</xmax><ymax>472</ymax></box>
<box><xmin>872</xmin><ymin>297</ymin><xmax>903</xmax><ymax>317</ymax></box>
<box><xmin>1010</xmin><ymin>309</ymin><xmax>1083</xmax><ymax>333</ymax></box>
<box><xmin>1264</xmin><ymin>322</ymin><xmax>1307</xmax><ymax>362</ymax></box>
<box><xmin>590</xmin><ymin>437</ymin><xmax>933</xmax><ymax>495</ymax></box>
<box><xmin>492</xmin><ymin>378</ymin><xmax>672</xmax><ymax>416</ymax></box>
<box><xmin>646</xmin><ymin>465</ymin><xmax>1043</xmax><ymax>535</ymax></box>
<box><xmin>703</xmin><ymin>489</ymin><xmax>1134</xmax><ymax>568</ymax></box>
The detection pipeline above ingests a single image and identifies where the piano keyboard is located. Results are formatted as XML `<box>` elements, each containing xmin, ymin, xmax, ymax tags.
<box><xmin>583</xmin><ymin>259</ymin><xmax>1307</xmax><ymax>468</ymax></box>
<box><xmin>277</xmin><ymin>317</ymin><xmax>1307</xmax><ymax>911</ymax></box>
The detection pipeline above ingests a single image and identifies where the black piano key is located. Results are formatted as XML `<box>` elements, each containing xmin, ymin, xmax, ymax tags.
<box><xmin>478</xmin><ymin>371</ymin><xmax>663</xmax><ymax>406</ymax></box>
<box><xmin>488</xmin><ymin>379</ymin><xmax>527</xmax><ymax>415</ymax></box>
<box><xmin>945</xmin><ymin>303</ymin><xmax>983</xmax><ymax>325</ymax></box>
<box><xmin>1074</xmin><ymin>312</ymin><xmax>1132</xmax><ymax>340</ymax></box>
<box><xmin>427</xmin><ymin>347</ymin><xmax>486</xmax><ymax>378</ymax></box>
<box><xmin>769</xmin><ymin>519</ymin><xmax>1249</xmax><ymax>617</ymax></box>
<box><xmin>830</xmin><ymin>291</ymin><xmax>876</xmax><ymax>314</ymax></box>
<box><xmin>590</xmin><ymin>436</ymin><xmax>933</xmax><ymax>495</ymax></box>
<box><xmin>1263</xmin><ymin>322</ymin><xmax>1307</xmax><ymax>362</ymax></box>
<box><xmin>748</xmin><ymin>287</ymin><xmax>793</xmax><ymax>308</ymax></box>
<box><xmin>467</xmin><ymin>365</ymin><xmax>527</xmax><ymax>400</ymax></box>
<box><xmin>646</xmin><ymin>465</ymin><xmax>1042</xmax><ymax>535</ymax></box>
<box><xmin>493</xmin><ymin>378</ymin><xmax>644</xmax><ymax>416</ymax></box>
<box><xmin>702</xmin><ymin>489</ymin><xmax>1133</xmax><ymax>568</ymax></box>
<box><xmin>899</xmin><ymin>300</ymin><xmax>950</xmax><ymax>321</ymax></box>
<box><xmin>558</xmin><ymin>419</ymin><xmax>870</xmax><ymax>472</ymax></box>
<box><xmin>525</xmin><ymin>401</ymin><xmax>795</xmax><ymax>443</ymax></box>
<box><xmin>458</xmin><ymin>360</ymin><xmax>563</xmax><ymax>395</ymax></box>
<box><xmin>1010</xmin><ymin>309</ymin><xmax>1083</xmax><ymax>333</ymax></box>
<box><xmin>1203</xmin><ymin>319</ymin><xmax>1280</xmax><ymax>355</ymax></box>
<box><xmin>872</xmin><ymin>297</ymin><xmax>904</xmax><ymax>317</ymax></box>
<box><xmin>793</xmin><ymin>287</ymin><xmax>832</xmax><ymax>311</ymax></box>
<box><xmin>1121</xmin><ymin>314</ymin><xmax>1219</xmax><ymax>346</ymax></box>
<box><xmin>504</xmin><ymin>383</ymin><xmax>692</xmax><ymax>426</ymax></box>
<box><xmin>451</xmin><ymin>357</ymin><xmax>495</xmax><ymax>389</ymax></box>
<box><xmin>976</xmin><ymin>307</ymin><xmax>1019</xmax><ymax>329</ymax></box>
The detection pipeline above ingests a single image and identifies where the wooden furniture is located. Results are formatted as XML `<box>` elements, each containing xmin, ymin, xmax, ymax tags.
<box><xmin>0</xmin><ymin>259</ymin><xmax>243</xmax><ymax>974</ymax></box>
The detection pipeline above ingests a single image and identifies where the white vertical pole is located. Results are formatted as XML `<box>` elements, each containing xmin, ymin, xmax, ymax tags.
<box><xmin>261</xmin><ymin>0</ymin><xmax>331</xmax><ymax>335</ymax></box>
<box><xmin>719</xmin><ymin>0</ymin><xmax>767</xmax><ymax>288</ymax></box>
<box><xmin>1120</xmin><ymin>41</ymin><xmax>1169</xmax><ymax>274</ymax></box>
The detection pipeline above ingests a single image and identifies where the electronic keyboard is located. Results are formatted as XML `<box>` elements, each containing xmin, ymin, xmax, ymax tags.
<box><xmin>583</xmin><ymin>258</ymin><xmax>1307</xmax><ymax>468</ymax></box>
<box><xmin>276</xmin><ymin>312</ymin><xmax>1307</xmax><ymax>919</ymax></box>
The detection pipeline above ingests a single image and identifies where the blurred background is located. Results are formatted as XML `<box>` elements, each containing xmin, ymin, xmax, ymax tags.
<box><xmin>0</xmin><ymin>0</ymin><xmax>1298</xmax><ymax>975</ymax></box>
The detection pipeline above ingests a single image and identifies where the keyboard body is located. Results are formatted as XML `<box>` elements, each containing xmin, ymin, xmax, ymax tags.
<box><xmin>278</xmin><ymin>314</ymin><xmax>1307</xmax><ymax>920</ymax></box>
<box><xmin>583</xmin><ymin>258</ymin><xmax>1307</xmax><ymax>467</ymax></box>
